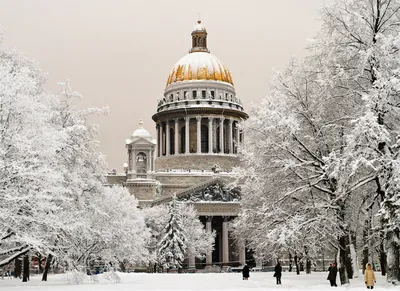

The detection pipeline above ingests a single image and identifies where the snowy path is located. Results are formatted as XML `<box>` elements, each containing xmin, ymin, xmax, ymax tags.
<box><xmin>0</xmin><ymin>271</ymin><xmax>394</xmax><ymax>291</ymax></box>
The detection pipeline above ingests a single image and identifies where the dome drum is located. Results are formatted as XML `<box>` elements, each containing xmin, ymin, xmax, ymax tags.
<box><xmin>157</xmin><ymin>80</ymin><xmax>244</xmax><ymax>114</ymax></box>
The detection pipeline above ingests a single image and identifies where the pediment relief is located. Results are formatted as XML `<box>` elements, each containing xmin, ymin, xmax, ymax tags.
<box><xmin>178</xmin><ymin>180</ymin><xmax>241</xmax><ymax>203</ymax></box>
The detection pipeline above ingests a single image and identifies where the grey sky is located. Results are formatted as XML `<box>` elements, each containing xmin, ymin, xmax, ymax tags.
<box><xmin>1</xmin><ymin>0</ymin><xmax>326</xmax><ymax>170</ymax></box>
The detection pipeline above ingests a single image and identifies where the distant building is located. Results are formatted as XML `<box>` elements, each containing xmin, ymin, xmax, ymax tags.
<box><xmin>107</xmin><ymin>20</ymin><xmax>248</xmax><ymax>269</ymax></box>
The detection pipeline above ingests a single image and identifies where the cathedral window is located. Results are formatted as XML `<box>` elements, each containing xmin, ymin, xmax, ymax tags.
<box><xmin>211</xmin><ymin>91</ymin><xmax>215</xmax><ymax>99</ymax></box>
<box><xmin>192</xmin><ymin>90</ymin><xmax>197</xmax><ymax>99</ymax></box>
<box><xmin>202</xmin><ymin>90</ymin><xmax>206</xmax><ymax>98</ymax></box>
<box><xmin>180</xmin><ymin>126</ymin><xmax>186</xmax><ymax>154</ymax></box>
<box><xmin>201</xmin><ymin>125</ymin><xmax>209</xmax><ymax>153</ymax></box>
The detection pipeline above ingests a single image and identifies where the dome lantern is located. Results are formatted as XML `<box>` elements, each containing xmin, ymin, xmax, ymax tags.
<box><xmin>132</xmin><ymin>119</ymin><xmax>152</xmax><ymax>139</ymax></box>
<box><xmin>190</xmin><ymin>20</ymin><xmax>209</xmax><ymax>53</ymax></box>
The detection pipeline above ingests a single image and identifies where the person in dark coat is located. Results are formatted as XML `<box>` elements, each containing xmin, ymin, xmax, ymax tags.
<box><xmin>242</xmin><ymin>264</ymin><xmax>250</xmax><ymax>280</ymax></box>
<box><xmin>274</xmin><ymin>262</ymin><xmax>282</xmax><ymax>285</ymax></box>
<box><xmin>327</xmin><ymin>263</ymin><xmax>338</xmax><ymax>287</ymax></box>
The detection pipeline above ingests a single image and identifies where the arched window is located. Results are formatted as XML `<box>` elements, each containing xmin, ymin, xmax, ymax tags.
<box><xmin>201</xmin><ymin>125</ymin><xmax>209</xmax><ymax>153</ymax></box>
<box><xmin>136</xmin><ymin>152</ymin><xmax>147</xmax><ymax>173</ymax></box>
<box><xmin>198</xmin><ymin>37</ymin><xmax>202</xmax><ymax>46</ymax></box>
<box><xmin>180</xmin><ymin>126</ymin><xmax>186</xmax><ymax>154</ymax></box>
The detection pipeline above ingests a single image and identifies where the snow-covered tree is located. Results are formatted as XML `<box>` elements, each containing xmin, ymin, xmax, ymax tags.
<box><xmin>144</xmin><ymin>201</ymin><xmax>214</xmax><ymax>270</ymax></box>
<box><xmin>0</xmin><ymin>35</ymin><xmax>66</xmax><ymax>279</ymax></box>
<box><xmin>142</xmin><ymin>204</ymin><xmax>169</xmax><ymax>266</ymax></box>
<box><xmin>179</xmin><ymin>202</ymin><xmax>215</xmax><ymax>263</ymax></box>
<box><xmin>62</xmin><ymin>186</ymin><xmax>150</xmax><ymax>272</ymax></box>
<box><xmin>157</xmin><ymin>197</ymin><xmax>187</xmax><ymax>269</ymax></box>
<box><xmin>234</xmin><ymin>0</ymin><xmax>400</xmax><ymax>285</ymax></box>
<box><xmin>0</xmin><ymin>31</ymin><xmax>152</xmax><ymax>283</ymax></box>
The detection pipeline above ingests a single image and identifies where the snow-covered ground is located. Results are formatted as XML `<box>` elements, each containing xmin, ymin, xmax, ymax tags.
<box><xmin>0</xmin><ymin>271</ymin><xmax>394</xmax><ymax>291</ymax></box>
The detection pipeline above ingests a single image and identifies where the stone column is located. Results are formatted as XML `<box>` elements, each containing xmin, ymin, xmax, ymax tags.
<box><xmin>166</xmin><ymin>121</ymin><xmax>170</xmax><ymax>156</ymax></box>
<box><xmin>127</xmin><ymin>148</ymin><xmax>132</xmax><ymax>171</ymax></box>
<box><xmin>156</xmin><ymin>124</ymin><xmax>160</xmax><ymax>157</ymax></box>
<box><xmin>132</xmin><ymin>150</ymin><xmax>136</xmax><ymax>173</ymax></box>
<box><xmin>222</xmin><ymin>216</ymin><xmax>229</xmax><ymax>265</ymax></box>
<box><xmin>146</xmin><ymin>150</ymin><xmax>150</xmax><ymax>173</ymax></box>
<box><xmin>235</xmin><ymin>122</ymin><xmax>240</xmax><ymax>154</ymax></box>
<box><xmin>228</xmin><ymin>119</ymin><xmax>233</xmax><ymax>154</ymax></box>
<box><xmin>174</xmin><ymin>118</ymin><xmax>179</xmax><ymax>155</ymax></box>
<box><xmin>196</xmin><ymin>117</ymin><xmax>201</xmax><ymax>153</ymax></box>
<box><xmin>161</xmin><ymin>123</ymin><xmax>165</xmax><ymax>156</ymax></box>
<box><xmin>208</xmin><ymin>117</ymin><xmax>213</xmax><ymax>153</ymax></box>
<box><xmin>219</xmin><ymin>118</ymin><xmax>225</xmax><ymax>153</ymax></box>
<box><xmin>206</xmin><ymin>216</ymin><xmax>213</xmax><ymax>265</ymax></box>
<box><xmin>239</xmin><ymin>239</ymin><xmax>246</xmax><ymax>265</ymax></box>
<box><xmin>185</xmin><ymin>117</ymin><xmax>190</xmax><ymax>154</ymax></box>
<box><xmin>148</xmin><ymin>150</ymin><xmax>151</xmax><ymax>172</ymax></box>
<box><xmin>150</xmin><ymin>150</ymin><xmax>154</xmax><ymax>172</ymax></box>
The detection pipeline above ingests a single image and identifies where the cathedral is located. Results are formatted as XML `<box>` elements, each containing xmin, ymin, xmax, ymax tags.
<box><xmin>107</xmin><ymin>20</ymin><xmax>248</xmax><ymax>269</ymax></box>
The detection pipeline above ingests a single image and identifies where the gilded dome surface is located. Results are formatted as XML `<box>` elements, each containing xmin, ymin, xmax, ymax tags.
<box><xmin>166</xmin><ymin>52</ymin><xmax>233</xmax><ymax>87</ymax></box>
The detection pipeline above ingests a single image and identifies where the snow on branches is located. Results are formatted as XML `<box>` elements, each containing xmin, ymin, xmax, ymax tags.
<box><xmin>234</xmin><ymin>0</ymin><xmax>400</xmax><ymax>285</ymax></box>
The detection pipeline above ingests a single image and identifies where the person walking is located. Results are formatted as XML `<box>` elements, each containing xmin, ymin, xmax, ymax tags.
<box><xmin>327</xmin><ymin>263</ymin><xmax>338</xmax><ymax>287</ymax></box>
<box><xmin>364</xmin><ymin>263</ymin><xmax>376</xmax><ymax>289</ymax></box>
<box><xmin>242</xmin><ymin>264</ymin><xmax>250</xmax><ymax>280</ymax></box>
<box><xmin>274</xmin><ymin>262</ymin><xmax>282</xmax><ymax>285</ymax></box>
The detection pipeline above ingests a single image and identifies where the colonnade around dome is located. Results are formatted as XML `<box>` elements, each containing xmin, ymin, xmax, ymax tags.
<box><xmin>156</xmin><ymin>116</ymin><xmax>243</xmax><ymax>157</ymax></box>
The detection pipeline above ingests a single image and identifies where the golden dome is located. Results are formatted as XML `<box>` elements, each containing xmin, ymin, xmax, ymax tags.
<box><xmin>166</xmin><ymin>52</ymin><xmax>233</xmax><ymax>87</ymax></box>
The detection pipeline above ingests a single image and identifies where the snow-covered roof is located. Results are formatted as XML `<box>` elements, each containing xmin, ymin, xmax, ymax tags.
<box><xmin>165</xmin><ymin>52</ymin><xmax>233</xmax><ymax>87</ymax></box>
<box><xmin>132</xmin><ymin>119</ymin><xmax>151</xmax><ymax>138</ymax></box>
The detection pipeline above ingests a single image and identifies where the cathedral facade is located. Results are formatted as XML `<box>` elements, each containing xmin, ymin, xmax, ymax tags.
<box><xmin>107</xmin><ymin>20</ymin><xmax>248</xmax><ymax>269</ymax></box>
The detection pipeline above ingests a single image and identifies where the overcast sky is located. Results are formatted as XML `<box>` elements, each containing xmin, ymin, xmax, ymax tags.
<box><xmin>1</xmin><ymin>0</ymin><xmax>327</xmax><ymax>170</ymax></box>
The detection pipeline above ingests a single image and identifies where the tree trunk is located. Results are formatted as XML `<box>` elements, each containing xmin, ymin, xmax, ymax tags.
<box><xmin>380</xmin><ymin>230</ymin><xmax>387</xmax><ymax>276</ymax></box>
<box><xmin>345</xmin><ymin>234</ymin><xmax>354</xmax><ymax>280</ymax></box>
<box><xmin>22</xmin><ymin>255</ymin><xmax>29</xmax><ymax>282</ymax></box>
<box><xmin>338</xmin><ymin>235</ymin><xmax>349</xmax><ymax>285</ymax></box>
<box><xmin>288</xmin><ymin>253</ymin><xmax>293</xmax><ymax>272</ymax></box>
<box><xmin>336</xmin><ymin>198</ymin><xmax>350</xmax><ymax>285</ymax></box>
<box><xmin>42</xmin><ymin>254</ymin><xmax>53</xmax><ymax>281</ymax></box>
<box><xmin>14</xmin><ymin>258</ymin><xmax>22</xmax><ymax>278</ymax></box>
<box><xmin>386</xmin><ymin>229</ymin><xmax>400</xmax><ymax>284</ymax></box>
<box><xmin>362</xmin><ymin>218</ymin><xmax>370</xmax><ymax>274</ymax></box>
<box><xmin>294</xmin><ymin>254</ymin><xmax>300</xmax><ymax>275</ymax></box>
